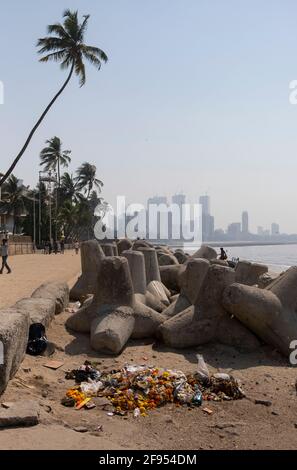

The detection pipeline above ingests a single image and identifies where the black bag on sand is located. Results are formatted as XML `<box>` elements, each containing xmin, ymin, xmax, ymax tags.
<box><xmin>26</xmin><ymin>323</ymin><xmax>48</xmax><ymax>356</ymax></box>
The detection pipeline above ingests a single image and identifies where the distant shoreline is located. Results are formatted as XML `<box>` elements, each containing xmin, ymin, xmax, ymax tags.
<box><xmin>168</xmin><ymin>241</ymin><xmax>297</xmax><ymax>249</ymax></box>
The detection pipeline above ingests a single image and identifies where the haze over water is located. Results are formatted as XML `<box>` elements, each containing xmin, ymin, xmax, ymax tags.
<box><xmin>185</xmin><ymin>244</ymin><xmax>297</xmax><ymax>273</ymax></box>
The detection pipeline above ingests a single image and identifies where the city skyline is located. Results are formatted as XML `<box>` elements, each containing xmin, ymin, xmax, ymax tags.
<box><xmin>2</xmin><ymin>1</ymin><xmax>297</xmax><ymax>234</ymax></box>
<box><xmin>144</xmin><ymin>193</ymin><xmax>285</xmax><ymax>241</ymax></box>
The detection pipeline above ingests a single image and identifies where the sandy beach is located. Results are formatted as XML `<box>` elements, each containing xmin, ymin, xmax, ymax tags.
<box><xmin>0</xmin><ymin>303</ymin><xmax>296</xmax><ymax>450</ymax></box>
<box><xmin>0</xmin><ymin>252</ymin><xmax>81</xmax><ymax>310</ymax></box>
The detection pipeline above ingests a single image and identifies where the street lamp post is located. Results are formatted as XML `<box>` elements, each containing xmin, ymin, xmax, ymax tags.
<box><xmin>39</xmin><ymin>170</ymin><xmax>57</xmax><ymax>245</ymax></box>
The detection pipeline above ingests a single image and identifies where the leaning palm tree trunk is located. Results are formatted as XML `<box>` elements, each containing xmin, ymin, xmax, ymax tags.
<box><xmin>0</xmin><ymin>61</ymin><xmax>74</xmax><ymax>187</ymax></box>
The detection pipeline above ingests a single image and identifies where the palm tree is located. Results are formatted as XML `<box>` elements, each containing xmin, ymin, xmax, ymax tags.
<box><xmin>0</xmin><ymin>10</ymin><xmax>108</xmax><ymax>187</ymax></box>
<box><xmin>76</xmin><ymin>162</ymin><xmax>103</xmax><ymax>198</ymax></box>
<box><xmin>40</xmin><ymin>136</ymin><xmax>71</xmax><ymax>186</ymax></box>
<box><xmin>0</xmin><ymin>175</ymin><xmax>29</xmax><ymax>233</ymax></box>
<box><xmin>60</xmin><ymin>172</ymin><xmax>82</xmax><ymax>203</ymax></box>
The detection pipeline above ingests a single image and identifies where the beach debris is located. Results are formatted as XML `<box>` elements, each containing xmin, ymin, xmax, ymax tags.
<box><xmin>74</xmin><ymin>426</ymin><xmax>88</xmax><ymax>433</ymax></box>
<box><xmin>75</xmin><ymin>398</ymin><xmax>91</xmax><ymax>410</ymax></box>
<box><xmin>202</xmin><ymin>407</ymin><xmax>213</xmax><ymax>415</ymax></box>
<box><xmin>1</xmin><ymin>402</ymin><xmax>13</xmax><ymax>409</ymax></box>
<box><xmin>254</xmin><ymin>399</ymin><xmax>272</xmax><ymax>407</ymax></box>
<box><xmin>61</xmin><ymin>362</ymin><xmax>245</xmax><ymax>416</ymax></box>
<box><xmin>84</xmin><ymin>401</ymin><xmax>96</xmax><ymax>410</ymax></box>
<box><xmin>133</xmin><ymin>408</ymin><xmax>140</xmax><ymax>418</ymax></box>
<box><xmin>65</xmin><ymin>362</ymin><xmax>101</xmax><ymax>383</ymax></box>
<box><xmin>43</xmin><ymin>360</ymin><xmax>64</xmax><ymax>370</ymax></box>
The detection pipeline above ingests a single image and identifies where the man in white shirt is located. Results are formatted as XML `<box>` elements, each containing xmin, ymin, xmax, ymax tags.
<box><xmin>0</xmin><ymin>239</ymin><xmax>11</xmax><ymax>274</ymax></box>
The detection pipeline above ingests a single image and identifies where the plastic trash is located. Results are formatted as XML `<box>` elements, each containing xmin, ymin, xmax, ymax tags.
<box><xmin>213</xmin><ymin>373</ymin><xmax>230</xmax><ymax>381</ymax></box>
<box><xmin>196</xmin><ymin>354</ymin><xmax>210</xmax><ymax>384</ymax></box>
<box><xmin>192</xmin><ymin>386</ymin><xmax>203</xmax><ymax>406</ymax></box>
<box><xmin>133</xmin><ymin>408</ymin><xmax>140</xmax><ymax>418</ymax></box>
<box><xmin>80</xmin><ymin>380</ymin><xmax>103</xmax><ymax>396</ymax></box>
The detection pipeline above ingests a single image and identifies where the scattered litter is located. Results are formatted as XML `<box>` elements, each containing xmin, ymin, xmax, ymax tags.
<box><xmin>96</xmin><ymin>425</ymin><xmax>103</xmax><ymax>432</ymax></box>
<box><xmin>80</xmin><ymin>380</ymin><xmax>103</xmax><ymax>396</ymax></box>
<box><xmin>43</xmin><ymin>360</ymin><xmax>64</xmax><ymax>370</ymax></box>
<box><xmin>61</xmin><ymin>361</ymin><xmax>245</xmax><ymax>416</ymax></box>
<box><xmin>213</xmin><ymin>373</ymin><xmax>230</xmax><ymax>381</ymax></box>
<box><xmin>65</xmin><ymin>361</ymin><xmax>101</xmax><ymax>383</ymax></box>
<box><xmin>75</xmin><ymin>398</ymin><xmax>91</xmax><ymax>410</ymax></box>
<box><xmin>74</xmin><ymin>426</ymin><xmax>88</xmax><ymax>433</ymax></box>
<box><xmin>255</xmin><ymin>399</ymin><xmax>272</xmax><ymax>407</ymax></box>
<box><xmin>84</xmin><ymin>401</ymin><xmax>96</xmax><ymax>410</ymax></box>
<box><xmin>202</xmin><ymin>407</ymin><xmax>213</xmax><ymax>415</ymax></box>
<box><xmin>1</xmin><ymin>402</ymin><xmax>13</xmax><ymax>409</ymax></box>
<box><xmin>133</xmin><ymin>408</ymin><xmax>140</xmax><ymax>418</ymax></box>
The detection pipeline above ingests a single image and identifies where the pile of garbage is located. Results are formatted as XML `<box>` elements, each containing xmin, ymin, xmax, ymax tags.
<box><xmin>61</xmin><ymin>356</ymin><xmax>245</xmax><ymax>417</ymax></box>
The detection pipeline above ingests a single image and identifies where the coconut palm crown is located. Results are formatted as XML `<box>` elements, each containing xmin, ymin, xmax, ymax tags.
<box><xmin>0</xmin><ymin>10</ymin><xmax>108</xmax><ymax>186</ymax></box>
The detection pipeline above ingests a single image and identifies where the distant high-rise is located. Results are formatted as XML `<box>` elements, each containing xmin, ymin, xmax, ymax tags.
<box><xmin>227</xmin><ymin>222</ymin><xmax>241</xmax><ymax>240</ymax></box>
<box><xmin>147</xmin><ymin>196</ymin><xmax>167</xmax><ymax>206</ymax></box>
<box><xmin>171</xmin><ymin>194</ymin><xmax>186</xmax><ymax>241</ymax></box>
<box><xmin>271</xmin><ymin>223</ymin><xmax>280</xmax><ymax>236</ymax></box>
<box><xmin>242</xmin><ymin>211</ymin><xmax>249</xmax><ymax>234</ymax></box>
<box><xmin>199</xmin><ymin>195</ymin><xmax>214</xmax><ymax>241</ymax></box>
<box><xmin>172</xmin><ymin>193</ymin><xmax>186</xmax><ymax>207</ymax></box>
<box><xmin>199</xmin><ymin>195</ymin><xmax>210</xmax><ymax>216</ymax></box>
<box><xmin>147</xmin><ymin>196</ymin><xmax>168</xmax><ymax>241</ymax></box>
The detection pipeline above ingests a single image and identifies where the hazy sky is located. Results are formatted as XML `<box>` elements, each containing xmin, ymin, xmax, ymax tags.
<box><xmin>1</xmin><ymin>0</ymin><xmax>297</xmax><ymax>233</ymax></box>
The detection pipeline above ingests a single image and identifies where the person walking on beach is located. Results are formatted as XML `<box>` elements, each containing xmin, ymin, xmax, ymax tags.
<box><xmin>0</xmin><ymin>239</ymin><xmax>12</xmax><ymax>274</ymax></box>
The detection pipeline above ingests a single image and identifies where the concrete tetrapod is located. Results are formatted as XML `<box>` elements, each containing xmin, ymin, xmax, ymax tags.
<box><xmin>235</xmin><ymin>260</ymin><xmax>268</xmax><ymax>286</ymax></box>
<box><xmin>222</xmin><ymin>266</ymin><xmax>297</xmax><ymax>356</ymax></box>
<box><xmin>136</xmin><ymin>247</ymin><xmax>161</xmax><ymax>284</ymax></box>
<box><xmin>158</xmin><ymin>253</ymin><xmax>179</xmax><ymax>266</ymax></box>
<box><xmin>90</xmin><ymin>305</ymin><xmax>135</xmax><ymax>355</ymax></box>
<box><xmin>146</xmin><ymin>280</ymin><xmax>170</xmax><ymax>306</ymax></box>
<box><xmin>117</xmin><ymin>238</ymin><xmax>133</xmax><ymax>255</ymax></box>
<box><xmin>178</xmin><ymin>258</ymin><xmax>210</xmax><ymax>304</ymax></box>
<box><xmin>0</xmin><ymin>309</ymin><xmax>30</xmax><ymax>394</ymax></box>
<box><xmin>70</xmin><ymin>240</ymin><xmax>105</xmax><ymax>301</ymax></box>
<box><xmin>122</xmin><ymin>250</ymin><xmax>147</xmax><ymax>294</ymax></box>
<box><xmin>160</xmin><ymin>265</ymin><xmax>182</xmax><ymax>292</ymax></box>
<box><xmin>66</xmin><ymin>256</ymin><xmax>134</xmax><ymax>333</ymax></box>
<box><xmin>161</xmin><ymin>294</ymin><xmax>191</xmax><ymax>318</ymax></box>
<box><xmin>32</xmin><ymin>281</ymin><xmax>69</xmax><ymax>314</ymax></box>
<box><xmin>100</xmin><ymin>243</ymin><xmax>117</xmax><ymax>256</ymax></box>
<box><xmin>131</xmin><ymin>301</ymin><xmax>166</xmax><ymax>339</ymax></box>
<box><xmin>191</xmin><ymin>245</ymin><xmax>217</xmax><ymax>260</ymax></box>
<box><xmin>159</xmin><ymin>264</ymin><xmax>260</xmax><ymax>350</ymax></box>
